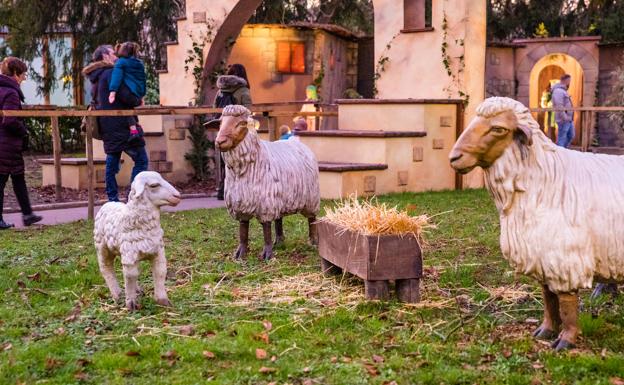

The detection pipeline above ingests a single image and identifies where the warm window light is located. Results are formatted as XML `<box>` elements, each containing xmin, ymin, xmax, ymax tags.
<box><xmin>277</xmin><ymin>41</ymin><xmax>305</xmax><ymax>74</ymax></box>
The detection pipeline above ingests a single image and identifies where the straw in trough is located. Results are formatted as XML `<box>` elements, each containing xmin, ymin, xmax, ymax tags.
<box><xmin>321</xmin><ymin>196</ymin><xmax>434</xmax><ymax>244</ymax></box>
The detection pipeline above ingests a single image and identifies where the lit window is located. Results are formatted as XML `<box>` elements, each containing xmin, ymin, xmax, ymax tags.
<box><xmin>277</xmin><ymin>41</ymin><xmax>306</xmax><ymax>74</ymax></box>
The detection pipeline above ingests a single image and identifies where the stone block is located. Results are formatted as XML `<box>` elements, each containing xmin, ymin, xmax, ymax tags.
<box><xmin>270</xmin><ymin>28</ymin><xmax>283</xmax><ymax>37</ymax></box>
<box><xmin>433</xmin><ymin>139</ymin><xmax>445</xmax><ymax>150</ymax></box>
<box><xmin>527</xmin><ymin>46</ymin><xmax>548</xmax><ymax>63</ymax></box>
<box><xmin>440</xmin><ymin>116</ymin><xmax>453</xmax><ymax>127</ymax></box>
<box><xmin>158</xmin><ymin>161</ymin><xmax>173</xmax><ymax>173</ymax></box>
<box><xmin>239</xmin><ymin>28</ymin><xmax>253</xmax><ymax>38</ymax></box>
<box><xmin>254</xmin><ymin>28</ymin><xmax>271</xmax><ymax>38</ymax></box>
<box><xmin>148</xmin><ymin>161</ymin><xmax>159</xmax><ymax>172</ymax></box>
<box><xmin>169</xmin><ymin>129</ymin><xmax>187</xmax><ymax>141</ymax></box>
<box><xmin>489</xmin><ymin>52</ymin><xmax>500</xmax><ymax>65</ymax></box>
<box><xmin>398</xmin><ymin>171</ymin><xmax>408</xmax><ymax>186</ymax></box>
<box><xmin>150</xmin><ymin>150</ymin><xmax>167</xmax><ymax>161</ymax></box>
<box><xmin>364</xmin><ymin>176</ymin><xmax>376</xmax><ymax>193</ymax></box>
<box><xmin>567</xmin><ymin>44</ymin><xmax>589</xmax><ymax>62</ymax></box>
<box><xmin>174</xmin><ymin>119</ymin><xmax>191</xmax><ymax>129</ymax></box>
<box><xmin>192</xmin><ymin>12</ymin><xmax>206</xmax><ymax>23</ymax></box>
<box><xmin>413</xmin><ymin>146</ymin><xmax>424</xmax><ymax>162</ymax></box>
<box><xmin>96</xmin><ymin>169</ymin><xmax>105</xmax><ymax>183</ymax></box>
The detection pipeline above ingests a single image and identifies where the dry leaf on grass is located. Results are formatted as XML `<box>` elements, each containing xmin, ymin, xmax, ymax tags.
<box><xmin>259</xmin><ymin>366</ymin><xmax>277</xmax><ymax>373</ymax></box>
<box><xmin>363</xmin><ymin>363</ymin><xmax>379</xmax><ymax>376</ymax></box>
<box><xmin>262</xmin><ymin>320</ymin><xmax>272</xmax><ymax>331</ymax></box>
<box><xmin>256</xmin><ymin>348</ymin><xmax>267</xmax><ymax>360</ymax></box>
<box><xmin>125</xmin><ymin>351</ymin><xmax>140</xmax><ymax>357</ymax></box>
<box><xmin>179</xmin><ymin>324</ymin><xmax>195</xmax><ymax>336</ymax></box>
<box><xmin>203</xmin><ymin>351</ymin><xmax>216</xmax><ymax>359</ymax></box>
<box><xmin>73</xmin><ymin>371</ymin><xmax>88</xmax><ymax>381</ymax></box>
<box><xmin>372</xmin><ymin>354</ymin><xmax>384</xmax><ymax>363</ymax></box>
<box><xmin>45</xmin><ymin>358</ymin><xmax>63</xmax><ymax>371</ymax></box>
<box><xmin>610</xmin><ymin>378</ymin><xmax>624</xmax><ymax>385</ymax></box>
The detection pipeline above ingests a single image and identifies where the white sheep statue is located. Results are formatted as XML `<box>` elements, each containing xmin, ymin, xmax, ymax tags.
<box><xmin>94</xmin><ymin>171</ymin><xmax>181</xmax><ymax>311</ymax></box>
<box><xmin>449</xmin><ymin>97</ymin><xmax>624</xmax><ymax>350</ymax></box>
<box><xmin>212</xmin><ymin>105</ymin><xmax>320</xmax><ymax>261</ymax></box>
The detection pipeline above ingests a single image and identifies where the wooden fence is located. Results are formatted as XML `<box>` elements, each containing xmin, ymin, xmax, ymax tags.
<box><xmin>0</xmin><ymin>105</ymin><xmax>337</xmax><ymax>220</ymax></box>
<box><xmin>529</xmin><ymin>106</ymin><xmax>624</xmax><ymax>152</ymax></box>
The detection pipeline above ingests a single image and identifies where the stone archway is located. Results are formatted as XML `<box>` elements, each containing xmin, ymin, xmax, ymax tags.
<box><xmin>514</xmin><ymin>37</ymin><xmax>600</xmax><ymax>110</ymax></box>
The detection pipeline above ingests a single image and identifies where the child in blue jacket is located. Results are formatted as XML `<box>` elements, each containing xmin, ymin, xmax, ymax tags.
<box><xmin>108</xmin><ymin>42</ymin><xmax>146</xmax><ymax>143</ymax></box>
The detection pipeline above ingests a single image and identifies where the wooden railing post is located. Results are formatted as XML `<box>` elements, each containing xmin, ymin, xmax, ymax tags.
<box><xmin>265</xmin><ymin>111</ymin><xmax>277</xmax><ymax>141</ymax></box>
<box><xmin>51</xmin><ymin>116</ymin><xmax>62</xmax><ymax>202</ymax></box>
<box><xmin>86</xmin><ymin>121</ymin><xmax>95</xmax><ymax>220</ymax></box>
<box><xmin>455</xmin><ymin>102</ymin><xmax>465</xmax><ymax>191</ymax></box>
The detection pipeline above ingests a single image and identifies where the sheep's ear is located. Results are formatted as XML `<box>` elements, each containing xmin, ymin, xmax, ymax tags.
<box><xmin>246</xmin><ymin>117</ymin><xmax>259</xmax><ymax>131</ymax></box>
<box><xmin>130</xmin><ymin>181</ymin><xmax>145</xmax><ymax>200</ymax></box>
<box><xmin>514</xmin><ymin>123</ymin><xmax>533</xmax><ymax>146</ymax></box>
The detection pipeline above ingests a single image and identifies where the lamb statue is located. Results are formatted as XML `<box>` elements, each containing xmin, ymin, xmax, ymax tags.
<box><xmin>213</xmin><ymin>105</ymin><xmax>320</xmax><ymax>261</ymax></box>
<box><xmin>449</xmin><ymin>97</ymin><xmax>624</xmax><ymax>351</ymax></box>
<box><xmin>94</xmin><ymin>171</ymin><xmax>181</xmax><ymax>311</ymax></box>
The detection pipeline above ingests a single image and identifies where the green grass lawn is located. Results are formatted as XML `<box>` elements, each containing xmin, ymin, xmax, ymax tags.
<box><xmin>1</xmin><ymin>189</ymin><xmax>623</xmax><ymax>385</ymax></box>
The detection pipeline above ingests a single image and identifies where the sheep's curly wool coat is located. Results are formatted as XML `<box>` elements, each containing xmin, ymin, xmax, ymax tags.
<box><xmin>93</xmin><ymin>197</ymin><xmax>164</xmax><ymax>265</ymax></box>
<box><xmin>222</xmin><ymin>119</ymin><xmax>320</xmax><ymax>223</ymax></box>
<box><xmin>479</xmin><ymin>97</ymin><xmax>624</xmax><ymax>293</ymax></box>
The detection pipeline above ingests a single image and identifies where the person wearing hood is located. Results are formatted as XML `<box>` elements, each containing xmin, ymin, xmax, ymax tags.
<box><xmin>213</xmin><ymin>64</ymin><xmax>253</xmax><ymax>200</ymax></box>
<box><xmin>82</xmin><ymin>44</ymin><xmax>148</xmax><ymax>202</ymax></box>
<box><xmin>551</xmin><ymin>74</ymin><xmax>575</xmax><ymax>148</ymax></box>
<box><xmin>0</xmin><ymin>57</ymin><xmax>43</xmax><ymax>228</ymax></box>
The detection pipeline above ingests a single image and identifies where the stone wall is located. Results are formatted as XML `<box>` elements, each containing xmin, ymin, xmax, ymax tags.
<box><xmin>597</xmin><ymin>45</ymin><xmax>624</xmax><ymax>147</ymax></box>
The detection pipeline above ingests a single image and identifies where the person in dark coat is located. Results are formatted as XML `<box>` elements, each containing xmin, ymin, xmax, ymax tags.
<box><xmin>82</xmin><ymin>45</ymin><xmax>148</xmax><ymax>202</ymax></box>
<box><xmin>0</xmin><ymin>57</ymin><xmax>42</xmax><ymax>228</ymax></box>
<box><xmin>213</xmin><ymin>63</ymin><xmax>253</xmax><ymax>200</ymax></box>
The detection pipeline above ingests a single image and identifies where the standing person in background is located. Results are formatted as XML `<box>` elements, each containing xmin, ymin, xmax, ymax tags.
<box><xmin>213</xmin><ymin>64</ymin><xmax>252</xmax><ymax>200</ymax></box>
<box><xmin>108</xmin><ymin>42</ymin><xmax>146</xmax><ymax>146</ymax></box>
<box><xmin>0</xmin><ymin>57</ymin><xmax>42</xmax><ymax>228</ymax></box>
<box><xmin>551</xmin><ymin>74</ymin><xmax>575</xmax><ymax>148</ymax></box>
<box><xmin>83</xmin><ymin>45</ymin><xmax>148</xmax><ymax>202</ymax></box>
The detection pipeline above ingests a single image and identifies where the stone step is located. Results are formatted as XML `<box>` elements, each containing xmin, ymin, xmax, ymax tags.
<box><xmin>297</xmin><ymin>130</ymin><xmax>430</xmax><ymax>165</ymax></box>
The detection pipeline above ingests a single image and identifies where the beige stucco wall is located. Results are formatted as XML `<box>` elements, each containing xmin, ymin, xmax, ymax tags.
<box><xmin>159</xmin><ymin>0</ymin><xmax>242</xmax><ymax>106</ymax></box>
<box><xmin>228</xmin><ymin>25</ymin><xmax>314</xmax><ymax>103</ymax></box>
<box><xmin>302</xmin><ymin>102</ymin><xmax>458</xmax><ymax>199</ymax></box>
<box><xmin>372</xmin><ymin>0</ymin><xmax>486</xmax><ymax>188</ymax></box>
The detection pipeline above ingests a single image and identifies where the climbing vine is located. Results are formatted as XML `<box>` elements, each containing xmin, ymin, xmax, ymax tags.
<box><xmin>184</xmin><ymin>21</ymin><xmax>215</xmax><ymax>106</ymax></box>
<box><xmin>373</xmin><ymin>32</ymin><xmax>399</xmax><ymax>97</ymax></box>
<box><xmin>440</xmin><ymin>9</ymin><xmax>469</xmax><ymax>106</ymax></box>
<box><xmin>183</xmin><ymin>21</ymin><xmax>215</xmax><ymax>181</ymax></box>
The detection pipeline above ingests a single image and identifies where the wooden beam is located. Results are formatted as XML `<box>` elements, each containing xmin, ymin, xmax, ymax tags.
<box><xmin>86</xmin><ymin>120</ymin><xmax>95</xmax><ymax>220</ymax></box>
<box><xmin>0</xmin><ymin>107</ymin><xmax>274</xmax><ymax>118</ymax></box>
<box><xmin>51</xmin><ymin>117</ymin><xmax>62</xmax><ymax>202</ymax></box>
<box><xmin>455</xmin><ymin>103</ymin><xmax>465</xmax><ymax>191</ymax></box>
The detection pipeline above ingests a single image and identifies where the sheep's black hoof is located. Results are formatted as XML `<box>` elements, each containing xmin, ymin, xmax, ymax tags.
<box><xmin>126</xmin><ymin>300</ymin><xmax>140</xmax><ymax>312</ymax></box>
<box><xmin>551</xmin><ymin>338</ymin><xmax>576</xmax><ymax>351</ymax></box>
<box><xmin>533</xmin><ymin>325</ymin><xmax>556</xmax><ymax>340</ymax></box>
<box><xmin>260</xmin><ymin>246</ymin><xmax>274</xmax><ymax>261</ymax></box>
<box><xmin>233</xmin><ymin>246</ymin><xmax>248</xmax><ymax>261</ymax></box>
<box><xmin>590</xmin><ymin>283</ymin><xmax>618</xmax><ymax>300</ymax></box>
<box><xmin>155</xmin><ymin>298</ymin><xmax>173</xmax><ymax>308</ymax></box>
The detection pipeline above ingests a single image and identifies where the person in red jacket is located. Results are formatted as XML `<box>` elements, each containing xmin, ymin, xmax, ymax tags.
<box><xmin>0</xmin><ymin>57</ymin><xmax>42</xmax><ymax>228</ymax></box>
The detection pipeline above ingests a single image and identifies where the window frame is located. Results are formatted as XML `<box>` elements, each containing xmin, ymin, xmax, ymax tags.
<box><xmin>276</xmin><ymin>40</ymin><xmax>307</xmax><ymax>74</ymax></box>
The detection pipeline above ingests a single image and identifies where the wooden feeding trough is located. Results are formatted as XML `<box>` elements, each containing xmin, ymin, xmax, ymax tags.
<box><xmin>318</xmin><ymin>221</ymin><xmax>422</xmax><ymax>302</ymax></box>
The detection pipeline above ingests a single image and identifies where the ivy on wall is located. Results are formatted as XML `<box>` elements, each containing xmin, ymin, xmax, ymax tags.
<box><xmin>440</xmin><ymin>7</ymin><xmax>469</xmax><ymax>106</ymax></box>
<box><xmin>373</xmin><ymin>32</ymin><xmax>399</xmax><ymax>97</ymax></box>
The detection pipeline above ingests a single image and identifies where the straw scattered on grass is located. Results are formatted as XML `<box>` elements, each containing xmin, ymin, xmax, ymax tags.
<box><xmin>321</xmin><ymin>196</ymin><xmax>435</xmax><ymax>243</ymax></box>
<box><xmin>226</xmin><ymin>272</ymin><xmax>364</xmax><ymax>307</ymax></box>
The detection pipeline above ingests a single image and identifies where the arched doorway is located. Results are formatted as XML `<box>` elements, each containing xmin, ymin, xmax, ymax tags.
<box><xmin>529</xmin><ymin>53</ymin><xmax>584</xmax><ymax>145</ymax></box>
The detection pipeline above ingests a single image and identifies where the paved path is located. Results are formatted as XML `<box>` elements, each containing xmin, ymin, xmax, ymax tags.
<box><xmin>4</xmin><ymin>197</ymin><xmax>225</xmax><ymax>229</ymax></box>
